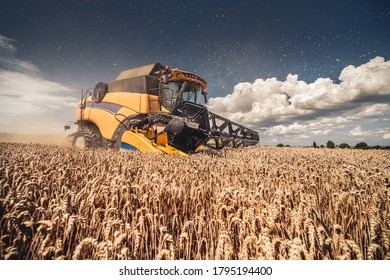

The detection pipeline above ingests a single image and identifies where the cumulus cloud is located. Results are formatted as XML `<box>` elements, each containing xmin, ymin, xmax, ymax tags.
<box><xmin>267</xmin><ymin>122</ymin><xmax>307</xmax><ymax>135</ymax></box>
<box><xmin>254</xmin><ymin>99</ymin><xmax>390</xmax><ymax>146</ymax></box>
<box><xmin>0</xmin><ymin>34</ymin><xmax>78</xmax><ymax>134</ymax></box>
<box><xmin>349</xmin><ymin>103</ymin><xmax>390</xmax><ymax>119</ymax></box>
<box><xmin>207</xmin><ymin>56</ymin><xmax>390</xmax><ymax>146</ymax></box>
<box><xmin>339</xmin><ymin>56</ymin><xmax>390</xmax><ymax>95</ymax></box>
<box><xmin>265</xmin><ymin>114</ymin><xmax>347</xmax><ymax>138</ymax></box>
<box><xmin>349</xmin><ymin>126</ymin><xmax>370</xmax><ymax>136</ymax></box>
<box><xmin>208</xmin><ymin>56</ymin><xmax>390</xmax><ymax>124</ymax></box>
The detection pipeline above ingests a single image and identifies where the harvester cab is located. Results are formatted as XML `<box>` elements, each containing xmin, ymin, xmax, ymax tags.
<box><xmin>66</xmin><ymin>63</ymin><xmax>259</xmax><ymax>155</ymax></box>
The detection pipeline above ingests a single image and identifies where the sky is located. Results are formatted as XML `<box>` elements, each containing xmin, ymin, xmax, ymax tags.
<box><xmin>0</xmin><ymin>0</ymin><xmax>389</xmax><ymax>146</ymax></box>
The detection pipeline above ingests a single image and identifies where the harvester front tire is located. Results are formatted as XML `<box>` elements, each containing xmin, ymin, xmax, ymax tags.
<box><xmin>72</xmin><ymin>129</ymin><xmax>101</xmax><ymax>148</ymax></box>
<box><xmin>73</xmin><ymin>131</ymin><xmax>88</xmax><ymax>148</ymax></box>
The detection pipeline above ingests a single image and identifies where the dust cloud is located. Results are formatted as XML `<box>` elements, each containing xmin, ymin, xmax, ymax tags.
<box><xmin>0</xmin><ymin>132</ymin><xmax>71</xmax><ymax>146</ymax></box>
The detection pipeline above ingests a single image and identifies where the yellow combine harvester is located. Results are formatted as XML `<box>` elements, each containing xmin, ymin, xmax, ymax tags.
<box><xmin>65</xmin><ymin>63</ymin><xmax>259</xmax><ymax>155</ymax></box>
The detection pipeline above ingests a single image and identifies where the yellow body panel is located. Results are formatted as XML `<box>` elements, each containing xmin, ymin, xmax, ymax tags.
<box><xmin>76</xmin><ymin>92</ymin><xmax>160</xmax><ymax>140</ymax></box>
<box><xmin>156</xmin><ymin>133</ymin><xmax>168</xmax><ymax>145</ymax></box>
<box><xmin>121</xmin><ymin>130</ymin><xmax>164</xmax><ymax>154</ymax></box>
<box><xmin>88</xmin><ymin>107</ymin><xmax>117</xmax><ymax>140</ymax></box>
<box><xmin>121</xmin><ymin>130</ymin><xmax>188</xmax><ymax>156</ymax></box>
<box><xmin>75</xmin><ymin>90</ymin><xmax>187</xmax><ymax>155</ymax></box>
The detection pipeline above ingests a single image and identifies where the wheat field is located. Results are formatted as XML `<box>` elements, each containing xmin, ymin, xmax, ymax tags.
<box><xmin>0</xmin><ymin>142</ymin><xmax>389</xmax><ymax>260</ymax></box>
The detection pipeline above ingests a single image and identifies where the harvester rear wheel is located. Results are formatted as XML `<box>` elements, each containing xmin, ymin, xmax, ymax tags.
<box><xmin>72</xmin><ymin>126</ymin><xmax>102</xmax><ymax>148</ymax></box>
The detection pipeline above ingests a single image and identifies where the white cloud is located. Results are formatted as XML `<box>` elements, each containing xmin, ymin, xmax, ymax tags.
<box><xmin>208</xmin><ymin>57</ymin><xmax>390</xmax><ymax>124</ymax></box>
<box><xmin>349</xmin><ymin>126</ymin><xmax>369</xmax><ymax>136</ymax></box>
<box><xmin>0</xmin><ymin>71</ymin><xmax>76</xmax><ymax>114</ymax></box>
<box><xmin>265</xmin><ymin>115</ymin><xmax>345</xmax><ymax>138</ymax></box>
<box><xmin>307</xmin><ymin>115</ymin><xmax>350</xmax><ymax>128</ymax></box>
<box><xmin>296</xmin><ymin>134</ymin><xmax>310</xmax><ymax>139</ymax></box>
<box><xmin>349</xmin><ymin>103</ymin><xmax>390</xmax><ymax>119</ymax></box>
<box><xmin>0</xmin><ymin>34</ymin><xmax>78</xmax><ymax>134</ymax></box>
<box><xmin>259</xmin><ymin>106</ymin><xmax>390</xmax><ymax>145</ymax></box>
<box><xmin>267</xmin><ymin>122</ymin><xmax>307</xmax><ymax>135</ymax></box>
<box><xmin>383</xmin><ymin>133</ymin><xmax>390</xmax><ymax>140</ymax></box>
<box><xmin>207</xmin><ymin>56</ymin><xmax>390</xmax><ymax>146</ymax></box>
<box><xmin>311</xmin><ymin>129</ymin><xmax>332</xmax><ymax>136</ymax></box>
<box><xmin>339</xmin><ymin>56</ymin><xmax>390</xmax><ymax>96</ymax></box>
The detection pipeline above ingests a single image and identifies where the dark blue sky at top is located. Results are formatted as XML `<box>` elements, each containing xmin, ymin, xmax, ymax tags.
<box><xmin>0</xmin><ymin>0</ymin><xmax>389</xmax><ymax>98</ymax></box>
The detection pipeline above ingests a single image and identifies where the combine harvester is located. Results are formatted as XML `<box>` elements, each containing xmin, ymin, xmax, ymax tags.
<box><xmin>65</xmin><ymin>63</ymin><xmax>259</xmax><ymax>155</ymax></box>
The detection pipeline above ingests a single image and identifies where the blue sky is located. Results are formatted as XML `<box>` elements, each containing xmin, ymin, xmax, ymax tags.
<box><xmin>0</xmin><ymin>0</ymin><xmax>389</xmax><ymax>146</ymax></box>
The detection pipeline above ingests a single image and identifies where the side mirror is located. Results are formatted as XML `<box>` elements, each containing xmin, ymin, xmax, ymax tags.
<box><xmin>64</xmin><ymin>125</ymin><xmax>71</xmax><ymax>131</ymax></box>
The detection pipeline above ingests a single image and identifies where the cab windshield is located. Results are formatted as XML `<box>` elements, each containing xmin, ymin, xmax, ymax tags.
<box><xmin>160</xmin><ymin>81</ymin><xmax>203</xmax><ymax>111</ymax></box>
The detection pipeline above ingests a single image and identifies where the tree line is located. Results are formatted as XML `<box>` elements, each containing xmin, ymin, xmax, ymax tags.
<box><xmin>276</xmin><ymin>141</ymin><xmax>390</xmax><ymax>149</ymax></box>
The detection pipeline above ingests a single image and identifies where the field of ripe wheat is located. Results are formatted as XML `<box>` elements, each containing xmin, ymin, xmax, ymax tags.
<box><xmin>0</xmin><ymin>142</ymin><xmax>389</xmax><ymax>260</ymax></box>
